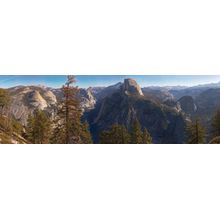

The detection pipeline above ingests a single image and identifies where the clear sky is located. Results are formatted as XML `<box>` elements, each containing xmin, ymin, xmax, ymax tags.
<box><xmin>1</xmin><ymin>75</ymin><xmax>220</xmax><ymax>88</ymax></box>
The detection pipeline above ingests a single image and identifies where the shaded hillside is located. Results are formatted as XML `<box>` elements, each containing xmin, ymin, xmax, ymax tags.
<box><xmin>178</xmin><ymin>96</ymin><xmax>197</xmax><ymax>115</ymax></box>
<box><xmin>86</xmin><ymin>79</ymin><xmax>187</xmax><ymax>144</ymax></box>
<box><xmin>194</xmin><ymin>88</ymin><xmax>220</xmax><ymax>131</ymax></box>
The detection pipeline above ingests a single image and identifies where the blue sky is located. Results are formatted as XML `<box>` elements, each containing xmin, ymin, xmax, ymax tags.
<box><xmin>1</xmin><ymin>75</ymin><xmax>220</xmax><ymax>88</ymax></box>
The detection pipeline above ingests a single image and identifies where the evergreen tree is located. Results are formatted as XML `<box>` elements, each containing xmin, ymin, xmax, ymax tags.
<box><xmin>142</xmin><ymin>128</ymin><xmax>152</xmax><ymax>144</ymax></box>
<box><xmin>0</xmin><ymin>88</ymin><xmax>12</xmax><ymax>132</ymax></box>
<box><xmin>51</xmin><ymin>75</ymin><xmax>92</xmax><ymax>144</ymax></box>
<box><xmin>99</xmin><ymin>124</ymin><xmax>130</xmax><ymax>144</ymax></box>
<box><xmin>131</xmin><ymin>119</ymin><xmax>143</xmax><ymax>144</ymax></box>
<box><xmin>120</xmin><ymin>125</ymin><xmax>130</xmax><ymax>144</ymax></box>
<box><xmin>99</xmin><ymin>130</ymin><xmax>111</xmax><ymax>144</ymax></box>
<box><xmin>0</xmin><ymin>88</ymin><xmax>10</xmax><ymax>116</ymax></box>
<box><xmin>25</xmin><ymin>113</ymin><xmax>35</xmax><ymax>142</ymax></box>
<box><xmin>26</xmin><ymin>110</ymin><xmax>52</xmax><ymax>144</ymax></box>
<box><xmin>212</xmin><ymin>109</ymin><xmax>220</xmax><ymax>137</ymax></box>
<box><xmin>186</xmin><ymin>118</ymin><xmax>206</xmax><ymax>144</ymax></box>
<box><xmin>80</xmin><ymin>122</ymin><xmax>93</xmax><ymax>144</ymax></box>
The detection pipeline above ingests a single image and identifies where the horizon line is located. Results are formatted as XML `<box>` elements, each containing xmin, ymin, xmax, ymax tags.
<box><xmin>2</xmin><ymin>80</ymin><xmax>220</xmax><ymax>90</ymax></box>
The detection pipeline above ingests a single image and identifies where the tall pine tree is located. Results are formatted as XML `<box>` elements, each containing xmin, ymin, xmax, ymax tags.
<box><xmin>0</xmin><ymin>88</ymin><xmax>10</xmax><ymax>116</ymax></box>
<box><xmin>211</xmin><ymin>109</ymin><xmax>220</xmax><ymax>137</ymax></box>
<box><xmin>52</xmin><ymin>76</ymin><xmax>92</xmax><ymax>144</ymax></box>
<box><xmin>26</xmin><ymin>109</ymin><xmax>52</xmax><ymax>144</ymax></box>
<box><xmin>80</xmin><ymin>122</ymin><xmax>93</xmax><ymax>144</ymax></box>
<box><xmin>0</xmin><ymin>88</ymin><xmax>12</xmax><ymax>132</ymax></box>
<box><xmin>131</xmin><ymin>119</ymin><xmax>143</xmax><ymax>144</ymax></box>
<box><xmin>142</xmin><ymin>128</ymin><xmax>152</xmax><ymax>144</ymax></box>
<box><xmin>99</xmin><ymin>124</ymin><xmax>130</xmax><ymax>144</ymax></box>
<box><xmin>186</xmin><ymin>118</ymin><xmax>206</xmax><ymax>144</ymax></box>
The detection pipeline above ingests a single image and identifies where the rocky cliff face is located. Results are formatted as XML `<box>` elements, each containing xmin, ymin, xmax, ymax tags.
<box><xmin>52</xmin><ymin>87</ymin><xmax>96</xmax><ymax>111</ymax></box>
<box><xmin>78</xmin><ymin>88</ymin><xmax>96</xmax><ymax>111</ymax></box>
<box><xmin>8</xmin><ymin>85</ymin><xmax>97</xmax><ymax>125</ymax></box>
<box><xmin>86</xmin><ymin>79</ymin><xmax>187</xmax><ymax>144</ymax></box>
<box><xmin>8</xmin><ymin>86</ymin><xmax>58</xmax><ymax>125</ymax></box>
<box><xmin>27</xmin><ymin>90</ymin><xmax>48</xmax><ymax>109</ymax></box>
<box><xmin>177</xmin><ymin>96</ymin><xmax>197</xmax><ymax>115</ymax></box>
<box><xmin>122</xmin><ymin>78</ymin><xmax>144</xmax><ymax>96</ymax></box>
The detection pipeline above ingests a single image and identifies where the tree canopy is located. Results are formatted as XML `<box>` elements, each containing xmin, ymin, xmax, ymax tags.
<box><xmin>51</xmin><ymin>76</ymin><xmax>92</xmax><ymax>144</ymax></box>
<box><xmin>26</xmin><ymin>109</ymin><xmax>52</xmax><ymax>144</ymax></box>
<box><xmin>186</xmin><ymin>118</ymin><xmax>206</xmax><ymax>144</ymax></box>
<box><xmin>99</xmin><ymin>124</ymin><xmax>130</xmax><ymax>144</ymax></box>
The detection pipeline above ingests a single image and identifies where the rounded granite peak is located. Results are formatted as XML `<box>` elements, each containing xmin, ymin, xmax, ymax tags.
<box><xmin>122</xmin><ymin>78</ymin><xmax>143</xmax><ymax>96</ymax></box>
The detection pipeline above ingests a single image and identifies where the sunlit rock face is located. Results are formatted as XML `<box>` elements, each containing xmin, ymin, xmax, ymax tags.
<box><xmin>78</xmin><ymin>88</ymin><xmax>96</xmax><ymax>111</ymax></box>
<box><xmin>8</xmin><ymin>86</ymin><xmax>57</xmax><ymax>125</ymax></box>
<box><xmin>43</xmin><ymin>90</ymin><xmax>57</xmax><ymax>105</ymax></box>
<box><xmin>27</xmin><ymin>90</ymin><xmax>48</xmax><ymax>109</ymax></box>
<box><xmin>52</xmin><ymin>87</ymin><xmax>97</xmax><ymax>112</ymax></box>
<box><xmin>122</xmin><ymin>78</ymin><xmax>144</xmax><ymax>96</ymax></box>
<box><xmin>7</xmin><ymin>85</ymin><xmax>97</xmax><ymax>125</ymax></box>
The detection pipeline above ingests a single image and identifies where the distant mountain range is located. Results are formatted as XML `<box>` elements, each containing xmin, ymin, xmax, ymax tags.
<box><xmin>5</xmin><ymin>79</ymin><xmax>220</xmax><ymax>143</ymax></box>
